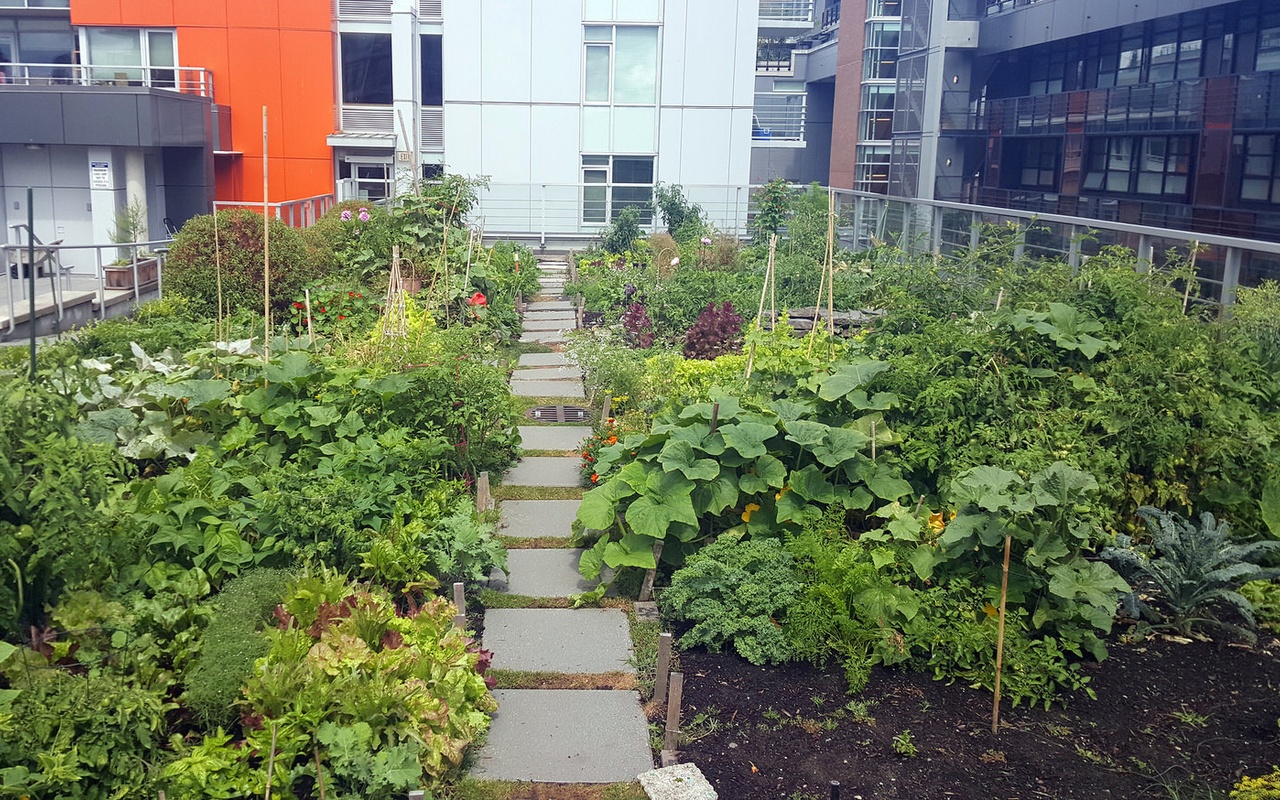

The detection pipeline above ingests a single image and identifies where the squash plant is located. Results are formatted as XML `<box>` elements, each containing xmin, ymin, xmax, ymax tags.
<box><xmin>573</xmin><ymin>359</ymin><xmax>921</xmax><ymax>598</ymax></box>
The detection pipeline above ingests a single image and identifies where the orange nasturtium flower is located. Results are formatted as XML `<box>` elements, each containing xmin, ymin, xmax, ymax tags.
<box><xmin>928</xmin><ymin>512</ymin><xmax>947</xmax><ymax>533</ymax></box>
<box><xmin>742</xmin><ymin>503</ymin><xmax>761</xmax><ymax>523</ymax></box>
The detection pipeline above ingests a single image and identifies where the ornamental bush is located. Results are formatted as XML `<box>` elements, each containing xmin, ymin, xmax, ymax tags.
<box><xmin>165</xmin><ymin>208</ymin><xmax>327</xmax><ymax>317</ymax></box>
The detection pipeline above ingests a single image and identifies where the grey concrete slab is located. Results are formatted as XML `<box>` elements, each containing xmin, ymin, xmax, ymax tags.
<box><xmin>523</xmin><ymin>318</ymin><xmax>572</xmax><ymax>332</ymax></box>
<box><xmin>500</xmin><ymin>499</ymin><xmax>582</xmax><ymax>537</ymax></box>
<box><xmin>518</xmin><ymin>425</ymin><xmax>591</xmax><ymax>451</ymax></box>
<box><xmin>488</xmin><ymin>549</ymin><xmax>598</xmax><ymax>598</ymax></box>
<box><xmin>640</xmin><ymin>764</ymin><xmax>718</xmax><ymax>799</ymax></box>
<box><xmin>511</xmin><ymin>379</ymin><xmax>585</xmax><ymax>398</ymax></box>
<box><xmin>512</xmin><ymin>366</ymin><xmax>580</xmax><ymax>381</ymax></box>
<box><xmin>519</xmin><ymin>330</ymin><xmax>568</xmax><ymax>344</ymax></box>
<box><xmin>504</xmin><ymin>457</ymin><xmax>581</xmax><ymax>486</ymax></box>
<box><xmin>527</xmin><ymin>300</ymin><xmax>575</xmax><ymax>311</ymax></box>
<box><xmin>524</xmin><ymin>310</ymin><xmax>577</xmax><ymax>321</ymax></box>
<box><xmin>518</xmin><ymin>351</ymin><xmax>570</xmax><ymax>367</ymax></box>
<box><xmin>475</xmin><ymin>690</ymin><xmax>654</xmax><ymax>782</ymax></box>
<box><xmin>483</xmin><ymin>608</ymin><xmax>634</xmax><ymax>672</ymax></box>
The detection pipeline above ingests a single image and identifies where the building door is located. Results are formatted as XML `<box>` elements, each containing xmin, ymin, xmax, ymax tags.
<box><xmin>339</xmin><ymin>157</ymin><xmax>392</xmax><ymax>202</ymax></box>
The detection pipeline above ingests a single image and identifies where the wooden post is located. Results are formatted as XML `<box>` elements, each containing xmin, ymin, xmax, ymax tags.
<box><xmin>262</xmin><ymin>106</ymin><xmax>271</xmax><ymax>364</ymax></box>
<box><xmin>638</xmin><ymin>540</ymin><xmax>664</xmax><ymax>602</ymax></box>
<box><xmin>304</xmin><ymin>288</ymin><xmax>314</xmax><ymax>344</ymax></box>
<box><xmin>264</xmin><ymin>722</ymin><xmax>279</xmax><ymax>800</ymax></box>
<box><xmin>870</xmin><ymin>420</ymin><xmax>877</xmax><ymax>462</ymax></box>
<box><xmin>746</xmin><ymin>234</ymin><xmax>778</xmax><ymax>380</ymax></box>
<box><xmin>602</xmin><ymin>395</ymin><xmax>612</xmax><ymax>423</ymax></box>
<box><xmin>663</xmin><ymin>671</ymin><xmax>684</xmax><ymax>752</ymax></box>
<box><xmin>995</xmin><ymin>286</ymin><xmax>1004</xmax><ymax>312</ymax></box>
<box><xmin>654</xmin><ymin>633</ymin><xmax>673</xmax><ymax>704</ymax></box>
<box><xmin>826</xmin><ymin>189</ymin><xmax>835</xmax><ymax>337</ymax></box>
<box><xmin>992</xmin><ymin>534</ymin><xmax>1013</xmax><ymax>734</ymax></box>
<box><xmin>476</xmin><ymin>471</ymin><xmax>492</xmax><ymax>512</ymax></box>
<box><xmin>453</xmin><ymin>582</ymin><xmax>467</xmax><ymax>629</ymax></box>
<box><xmin>709</xmin><ymin>402</ymin><xmax>721</xmax><ymax>434</ymax></box>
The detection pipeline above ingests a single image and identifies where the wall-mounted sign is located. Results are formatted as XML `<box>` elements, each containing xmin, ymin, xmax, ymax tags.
<box><xmin>90</xmin><ymin>161</ymin><xmax>110</xmax><ymax>190</ymax></box>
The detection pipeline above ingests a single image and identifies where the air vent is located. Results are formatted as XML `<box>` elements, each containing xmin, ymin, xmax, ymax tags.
<box><xmin>526</xmin><ymin>405</ymin><xmax>591</xmax><ymax>423</ymax></box>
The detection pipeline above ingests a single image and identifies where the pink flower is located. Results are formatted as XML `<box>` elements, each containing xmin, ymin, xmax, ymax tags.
<box><xmin>358</xmin><ymin>210</ymin><xmax>370</xmax><ymax>223</ymax></box>
<box><xmin>701</xmin><ymin>237</ymin><xmax>712</xmax><ymax>246</ymax></box>
<box><xmin>341</xmin><ymin>209</ymin><xmax>352</xmax><ymax>221</ymax></box>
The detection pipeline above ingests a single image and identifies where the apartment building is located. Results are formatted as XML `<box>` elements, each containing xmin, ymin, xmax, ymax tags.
<box><xmin>0</xmin><ymin>0</ymin><xmax>764</xmax><ymax>251</ymax></box>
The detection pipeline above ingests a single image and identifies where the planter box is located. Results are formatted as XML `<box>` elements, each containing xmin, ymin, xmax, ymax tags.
<box><xmin>104</xmin><ymin>258</ymin><xmax>158</xmax><ymax>289</ymax></box>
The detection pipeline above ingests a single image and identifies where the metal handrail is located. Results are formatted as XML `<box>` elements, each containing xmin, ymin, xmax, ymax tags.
<box><xmin>2</xmin><ymin>238</ymin><xmax>171</xmax><ymax>337</ymax></box>
<box><xmin>0</xmin><ymin>62</ymin><xmax>214</xmax><ymax>99</ymax></box>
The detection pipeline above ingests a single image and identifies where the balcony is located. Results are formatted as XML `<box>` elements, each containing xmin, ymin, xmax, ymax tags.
<box><xmin>759</xmin><ymin>0</ymin><xmax>814</xmax><ymax>36</ymax></box>
<box><xmin>988</xmin><ymin>79</ymin><xmax>1208</xmax><ymax>138</ymax></box>
<box><xmin>752</xmin><ymin>96</ymin><xmax>807</xmax><ymax>143</ymax></box>
<box><xmin>0</xmin><ymin>62</ymin><xmax>213</xmax><ymax>99</ymax></box>
<box><xmin>939</xmin><ymin>90</ymin><xmax>985</xmax><ymax>134</ymax></box>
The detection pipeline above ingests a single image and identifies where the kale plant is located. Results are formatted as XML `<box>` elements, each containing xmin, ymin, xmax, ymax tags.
<box><xmin>659</xmin><ymin>534</ymin><xmax>801</xmax><ymax>665</ymax></box>
<box><xmin>1104</xmin><ymin>507</ymin><xmax>1280</xmax><ymax>641</ymax></box>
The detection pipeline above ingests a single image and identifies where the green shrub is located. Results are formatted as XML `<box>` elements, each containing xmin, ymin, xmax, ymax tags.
<box><xmin>165</xmin><ymin>208</ymin><xmax>326</xmax><ymax>316</ymax></box>
<box><xmin>184</xmin><ymin>568</ymin><xmax>293</xmax><ymax>729</ymax></box>
<box><xmin>72</xmin><ymin>294</ymin><xmax>212</xmax><ymax>361</ymax></box>
<box><xmin>601</xmin><ymin>207</ymin><xmax>644</xmax><ymax>255</ymax></box>
<box><xmin>305</xmin><ymin>200</ymin><xmax>393</xmax><ymax>282</ymax></box>
<box><xmin>1232</xmin><ymin>768</ymin><xmax>1280</xmax><ymax>800</ymax></box>
<box><xmin>660</xmin><ymin>534</ymin><xmax>801</xmax><ymax>665</ymax></box>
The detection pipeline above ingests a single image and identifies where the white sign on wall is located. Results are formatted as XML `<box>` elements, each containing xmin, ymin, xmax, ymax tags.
<box><xmin>90</xmin><ymin>161</ymin><xmax>111</xmax><ymax>190</ymax></box>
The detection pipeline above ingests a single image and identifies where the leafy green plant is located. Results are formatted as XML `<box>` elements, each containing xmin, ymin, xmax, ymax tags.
<box><xmin>601</xmin><ymin>207</ymin><xmax>644</xmax><ymax>255</ymax></box>
<box><xmin>752</xmin><ymin>178</ymin><xmax>793</xmax><ymax>241</ymax></box>
<box><xmin>659</xmin><ymin>534</ymin><xmax>801</xmax><ymax>665</ymax></box>
<box><xmin>683</xmin><ymin>302</ymin><xmax>744</xmax><ymax>360</ymax></box>
<box><xmin>891</xmin><ymin>729</ymin><xmax>917</xmax><ymax>757</ymax></box>
<box><xmin>653</xmin><ymin>183</ymin><xmax>705</xmax><ymax>239</ymax></box>
<box><xmin>1103</xmin><ymin>507</ymin><xmax>1280</xmax><ymax>641</ymax></box>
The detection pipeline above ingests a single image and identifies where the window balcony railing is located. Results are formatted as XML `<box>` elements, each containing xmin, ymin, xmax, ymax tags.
<box><xmin>752</xmin><ymin>102</ymin><xmax>806</xmax><ymax>142</ymax></box>
<box><xmin>336</xmin><ymin>0</ymin><xmax>441</xmax><ymax>21</ymax></box>
<box><xmin>821</xmin><ymin>1</ymin><xmax>841</xmax><ymax>29</ymax></box>
<box><xmin>939</xmin><ymin>90</ymin><xmax>985</xmax><ymax>133</ymax></box>
<box><xmin>984</xmin><ymin>0</ymin><xmax>1046</xmax><ymax>15</ymax></box>
<box><xmin>0</xmin><ymin>63</ymin><xmax>214</xmax><ymax>100</ymax></box>
<box><xmin>760</xmin><ymin>0</ymin><xmax>814</xmax><ymax>23</ymax></box>
<box><xmin>987</xmin><ymin>79</ymin><xmax>1209</xmax><ymax>137</ymax></box>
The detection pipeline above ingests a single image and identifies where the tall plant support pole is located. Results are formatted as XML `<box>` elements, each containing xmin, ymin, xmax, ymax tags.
<box><xmin>991</xmin><ymin>533</ymin><xmax>1013</xmax><ymax>734</ymax></box>
<box><xmin>826</xmin><ymin>189</ymin><xmax>836</xmax><ymax>337</ymax></box>
<box><xmin>1182</xmin><ymin>241</ymin><xmax>1200</xmax><ymax>314</ymax></box>
<box><xmin>745</xmin><ymin>234</ymin><xmax>778</xmax><ymax>381</ymax></box>
<box><xmin>262</xmin><ymin>106</ymin><xmax>272</xmax><ymax>363</ymax></box>
<box><xmin>26</xmin><ymin>188</ymin><xmax>35</xmax><ymax>381</ymax></box>
<box><xmin>806</xmin><ymin>249</ymin><xmax>828</xmax><ymax>358</ymax></box>
<box><xmin>214</xmin><ymin>208</ymin><xmax>225</xmax><ymax>350</ymax></box>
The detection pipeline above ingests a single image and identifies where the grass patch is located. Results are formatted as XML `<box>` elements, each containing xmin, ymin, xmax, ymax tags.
<box><xmin>519</xmin><ymin>448</ymin><xmax>582</xmax><ymax>458</ymax></box>
<box><xmin>489</xmin><ymin>669</ymin><xmax>638</xmax><ymax>691</ymax></box>
<box><xmin>479</xmin><ymin>589</ymin><xmax>629</xmax><ymax>610</ymax></box>
<box><xmin>442</xmin><ymin>779</ymin><xmax>646</xmax><ymax>800</ymax></box>
<box><xmin>627</xmin><ymin>604</ymin><xmax>674</xmax><ymax>702</ymax></box>
<box><xmin>495</xmin><ymin>485</ymin><xmax>584</xmax><ymax>501</ymax></box>
<box><xmin>501</xmin><ymin>535</ymin><xmax>575</xmax><ymax>550</ymax></box>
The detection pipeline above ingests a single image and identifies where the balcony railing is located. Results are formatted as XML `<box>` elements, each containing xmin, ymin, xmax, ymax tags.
<box><xmin>939</xmin><ymin>90</ymin><xmax>985</xmax><ymax>132</ymax></box>
<box><xmin>760</xmin><ymin>0</ymin><xmax>814</xmax><ymax>23</ymax></box>
<box><xmin>0</xmin><ymin>63</ymin><xmax>214</xmax><ymax>99</ymax></box>
<box><xmin>984</xmin><ymin>0</ymin><xmax>1046</xmax><ymax>15</ymax></box>
<box><xmin>336</xmin><ymin>0</ymin><xmax>441</xmax><ymax>20</ymax></box>
<box><xmin>821</xmin><ymin>0</ymin><xmax>840</xmax><ymax>28</ymax></box>
<box><xmin>752</xmin><ymin>98</ymin><xmax>807</xmax><ymax>142</ymax></box>
<box><xmin>988</xmin><ymin>79</ymin><xmax>1208</xmax><ymax>137</ymax></box>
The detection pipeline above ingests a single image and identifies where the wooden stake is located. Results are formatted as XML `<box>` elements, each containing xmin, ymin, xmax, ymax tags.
<box><xmin>304</xmin><ymin>288</ymin><xmax>314</xmax><ymax>345</ymax></box>
<box><xmin>262</xmin><ymin>106</ymin><xmax>271</xmax><ymax>363</ymax></box>
<box><xmin>476</xmin><ymin>471</ymin><xmax>492</xmax><ymax>512</ymax></box>
<box><xmin>806</xmin><ymin>249</ymin><xmax>828</xmax><ymax>358</ymax></box>
<box><xmin>313</xmin><ymin>746</ymin><xmax>327</xmax><ymax>800</ymax></box>
<box><xmin>826</xmin><ymin>189</ymin><xmax>835</xmax><ymax>337</ymax></box>
<box><xmin>654</xmin><ymin>633</ymin><xmax>673</xmax><ymax>704</ymax></box>
<box><xmin>1182</xmin><ymin>242</ymin><xmax>1199</xmax><ymax>314</ymax></box>
<box><xmin>992</xmin><ymin>534</ymin><xmax>1013</xmax><ymax>735</ymax></box>
<box><xmin>995</xmin><ymin>286</ymin><xmax>1004</xmax><ymax>312</ymax></box>
<box><xmin>746</xmin><ymin>234</ymin><xmax>778</xmax><ymax>381</ymax></box>
<box><xmin>663</xmin><ymin>671</ymin><xmax>684</xmax><ymax>752</ymax></box>
<box><xmin>709</xmin><ymin>402</ymin><xmax>721</xmax><ymax>434</ymax></box>
<box><xmin>453</xmin><ymin>582</ymin><xmax>467</xmax><ymax>629</ymax></box>
<box><xmin>214</xmin><ymin>206</ymin><xmax>225</xmax><ymax>353</ymax></box>
<box><xmin>264</xmin><ymin>722</ymin><xmax>278</xmax><ymax>800</ymax></box>
<box><xmin>639</xmin><ymin>540</ymin><xmax>665</xmax><ymax>602</ymax></box>
<box><xmin>870</xmin><ymin>420</ymin><xmax>877</xmax><ymax>462</ymax></box>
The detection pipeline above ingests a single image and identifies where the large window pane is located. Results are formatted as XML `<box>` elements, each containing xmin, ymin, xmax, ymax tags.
<box><xmin>421</xmin><ymin>34</ymin><xmax>442</xmax><ymax>105</ymax></box>
<box><xmin>585</xmin><ymin>44</ymin><xmax>610</xmax><ymax>102</ymax></box>
<box><xmin>613</xmin><ymin>27</ymin><xmax>656</xmax><ymax>104</ymax></box>
<box><xmin>87</xmin><ymin>28</ymin><xmax>142</xmax><ymax>82</ymax></box>
<box><xmin>341</xmin><ymin>33</ymin><xmax>392</xmax><ymax>105</ymax></box>
<box><xmin>613</xmin><ymin>157</ymin><xmax>653</xmax><ymax>184</ymax></box>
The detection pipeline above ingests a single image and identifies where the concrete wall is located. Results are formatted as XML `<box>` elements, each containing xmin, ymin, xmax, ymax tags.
<box><xmin>441</xmin><ymin>0</ymin><xmax>756</xmax><ymax>234</ymax></box>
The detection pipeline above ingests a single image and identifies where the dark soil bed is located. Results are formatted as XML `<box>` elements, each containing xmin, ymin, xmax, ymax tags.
<box><xmin>676</xmin><ymin>635</ymin><xmax>1280</xmax><ymax>799</ymax></box>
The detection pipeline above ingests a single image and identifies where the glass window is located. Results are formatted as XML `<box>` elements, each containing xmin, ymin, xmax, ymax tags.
<box><xmin>585</xmin><ymin>44</ymin><xmax>610</xmax><ymax>102</ymax></box>
<box><xmin>581</xmin><ymin>155</ymin><xmax>654</xmax><ymax>224</ymax></box>
<box><xmin>341</xmin><ymin>33</ymin><xmax>392</xmax><ymax>105</ymax></box>
<box><xmin>1259</xmin><ymin>27</ymin><xmax>1280</xmax><ymax>72</ymax></box>
<box><xmin>613</xmin><ymin>27</ymin><xmax>657</xmax><ymax>104</ymax></box>
<box><xmin>1240</xmin><ymin>134</ymin><xmax>1280</xmax><ymax>204</ymax></box>
<box><xmin>421</xmin><ymin>34</ymin><xmax>442</xmax><ymax>106</ymax></box>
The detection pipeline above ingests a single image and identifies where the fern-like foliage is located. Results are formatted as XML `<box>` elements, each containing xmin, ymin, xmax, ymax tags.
<box><xmin>1103</xmin><ymin>507</ymin><xmax>1280</xmax><ymax>641</ymax></box>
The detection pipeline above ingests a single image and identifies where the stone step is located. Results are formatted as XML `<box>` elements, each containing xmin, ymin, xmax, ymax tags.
<box><xmin>473</xmin><ymin>689</ymin><xmax>654</xmax><ymax>783</ymax></box>
<box><xmin>523</xmin><ymin>318</ymin><xmax>573</xmax><ymax>332</ymax></box>
<box><xmin>504</xmin><ymin>457</ymin><xmax>581</xmax><ymax>487</ymax></box>
<box><xmin>511</xmin><ymin>378</ymin><xmax>584</xmax><ymax>398</ymax></box>
<box><xmin>524</xmin><ymin>310</ymin><xmax>577</xmax><ymax>322</ymax></box>
<box><xmin>519</xmin><ymin>330</ymin><xmax>568</xmax><ymax>345</ymax></box>
<box><xmin>512</xmin><ymin>366</ymin><xmax>580</xmax><ymax>381</ymax></box>
<box><xmin>518</xmin><ymin>425</ymin><xmax>591</xmax><ymax>451</ymax></box>
<box><xmin>518</xmin><ymin>351</ymin><xmax>570</xmax><ymax>367</ymax></box>
<box><xmin>483</xmin><ymin>607</ymin><xmax>634</xmax><ymax>671</ymax></box>
<box><xmin>500</xmin><ymin>499</ymin><xmax>582</xmax><ymax>537</ymax></box>
<box><xmin>488</xmin><ymin>550</ymin><xmax>599</xmax><ymax>599</ymax></box>
<box><xmin>527</xmin><ymin>300</ymin><xmax>575</xmax><ymax>311</ymax></box>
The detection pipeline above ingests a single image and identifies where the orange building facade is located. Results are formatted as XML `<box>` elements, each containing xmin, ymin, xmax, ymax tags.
<box><xmin>69</xmin><ymin>0</ymin><xmax>337</xmax><ymax>206</ymax></box>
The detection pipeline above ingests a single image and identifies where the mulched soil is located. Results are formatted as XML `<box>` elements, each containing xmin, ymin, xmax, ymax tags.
<box><xmin>676</xmin><ymin>635</ymin><xmax>1280</xmax><ymax>799</ymax></box>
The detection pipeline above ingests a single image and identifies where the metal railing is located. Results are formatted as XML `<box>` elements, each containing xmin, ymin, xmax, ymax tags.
<box><xmin>753</xmin><ymin>97</ymin><xmax>807</xmax><ymax>141</ymax></box>
<box><xmin>213</xmin><ymin>195</ymin><xmax>336</xmax><ymax>229</ymax></box>
<box><xmin>0</xmin><ymin>62</ymin><xmax>214</xmax><ymax>99</ymax></box>
<box><xmin>939</xmin><ymin>90</ymin><xmax>985</xmax><ymax>132</ymax></box>
<box><xmin>336</xmin><ymin>0</ymin><xmax>441</xmax><ymax>20</ymax></box>
<box><xmin>760</xmin><ymin>0</ymin><xmax>815</xmax><ymax>23</ymax></box>
<box><xmin>984</xmin><ymin>0</ymin><xmax>1046</xmax><ymax>14</ymax></box>
<box><xmin>2</xmin><ymin>240</ymin><xmax>170</xmax><ymax>337</ymax></box>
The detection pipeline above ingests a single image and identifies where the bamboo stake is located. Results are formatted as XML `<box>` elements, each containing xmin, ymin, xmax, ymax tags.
<box><xmin>304</xmin><ymin>288</ymin><xmax>314</xmax><ymax>345</ymax></box>
<box><xmin>745</xmin><ymin>234</ymin><xmax>778</xmax><ymax>381</ymax></box>
<box><xmin>264</xmin><ymin>722</ymin><xmax>278</xmax><ymax>800</ymax></box>
<box><xmin>313</xmin><ymin>746</ymin><xmax>327</xmax><ymax>800</ymax></box>
<box><xmin>214</xmin><ymin>206</ymin><xmax>224</xmax><ymax>353</ymax></box>
<box><xmin>806</xmin><ymin>248</ymin><xmax>828</xmax><ymax>358</ymax></box>
<box><xmin>1182</xmin><ymin>242</ymin><xmax>1199</xmax><ymax>314</ymax></box>
<box><xmin>826</xmin><ymin>189</ymin><xmax>835</xmax><ymax>337</ymax></box>
<box><xmin>870</xmin><ymin>420</ymin><xmax>877</xmax><ymax>462</ymax></box>
<box><xmin>262</xmin><ymin>106</ymin><xmax>271</xmax><ymax>363</ymax></box>
<box><xmin>995</xmin><ymin>286</ymin><xmax>1004</xmax><ymax>312</ymax></box>
<box><xmin>992</xmin><ymin>534</ymin><xmax>1013</xmax><ymax>734</ymax></box>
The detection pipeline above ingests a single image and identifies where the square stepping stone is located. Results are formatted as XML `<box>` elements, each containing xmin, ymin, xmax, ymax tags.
<box><xmin>475</xmin><ymin>690</ymin><xmax>654</xmax><ymax>783</ymax></box>
<box><xmin>483</xmin><ymin>608</ymin><xmax>634</xmax><ymax>672</ymax></box>
<box><xmin>524</xmin><ymin>309</ymin><xmax>576</xmax><ymax>320</ymax></box>
<box><xmin>520</xmin><ymin>330</ymin><xmax>567</xmax><ymax>345</ymax></box>
<box><xmin>511</xmin><ymin>379</ymin><xmax>585</xmax><ymax>398</ymax></box>
<box><xmin>504</xmin><ymin>457</ymin><xmax>581</xmax><ymax>487</ymax></box>
<box><xmin>488</xmin><ymin>549</ymin><xmax>596</xmax><ymax>597</ymax></box>
<box><xmin>524</xmin><ymin>318</ymin><xmax>571</xmax><ymax>332</ymax></box>
<box><xmin>518</xmin><ymin>351</ymin><xmax>570</xmax><ymax>367</ymax></box>
<box><xmin>500</xmin><ymin>499</ymin><xmax>581</xmax><ymax>537</ymax></box>
<box><xmin>512</xmin><ymin>366</ymin><xmax>580</xmax><ymax>381</ymax></box>
<box><xmin>528</xmin><ymin>300</ymin><xmax>575</xmax><ymax>311</ymax></box>
<box><xmin>518</xmin><ymin>425</ymin><xmax>591</xmax><ymax>451</ymax></box>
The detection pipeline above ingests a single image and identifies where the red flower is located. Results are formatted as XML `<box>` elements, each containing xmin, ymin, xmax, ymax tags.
<box><xmin>318</xmin><ymin>307</ymin><xmax>326</xmax><ymax>313</ymax></box>
<box><xmin>348</xmin><ymin>291</ymin><xmax>356</xmax><ymax>298</ymax></box>
<box><xmin>469</xmin><ymin>291</ymin><xmax>487</xmax><ymax>307</ymax></box>
<box><xmin>338</xmin><ymin>315</ymin><xmax>346</xmax><ymax>320</ymax></box>
<box><xmin>292</xmin><ymin>301</ymin><xmax>305</xmax><ymax>309</ymax></box>
<box><xmin>591</xmin><ymin>473</ymin><xmax>599</xmax><ymax>483</ymax></box>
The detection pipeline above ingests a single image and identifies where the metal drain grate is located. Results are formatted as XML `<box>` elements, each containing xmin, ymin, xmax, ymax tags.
<box><xmin>526</xmin><ymin>404</ymin><xmax>591</xmax><ymax>423</ymax></box>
